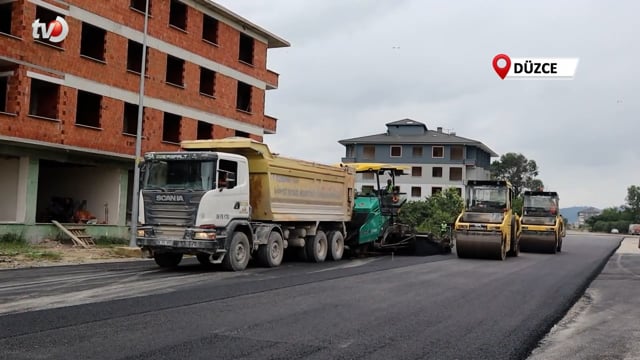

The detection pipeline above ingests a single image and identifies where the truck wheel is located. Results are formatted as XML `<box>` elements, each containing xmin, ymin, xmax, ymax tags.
<box><xmin>222</xmin><ymin>232</ymin><xmax>250</xmax><ymax>271</ymax></box>
<box><xmin>154</xmin><ymin>253</ymin><xmax>183</xmax><ymax>268</ymax></box>
<box><xmin>257</xmin><ymin>231</ymin><xmax>284</xmax><ymax>267</ymax></box>
<box><xmin>326</xmin><ymin>231</ymin><xmax>344</xmax><ymax>261</ymax></box>
<box><xmin>305</xmin><ymin>231</ymin><xmax>328</xmax><ymax>263</ymax></box>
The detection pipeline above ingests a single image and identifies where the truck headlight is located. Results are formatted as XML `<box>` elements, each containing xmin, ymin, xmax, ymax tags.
<box><xmin>193</xmin><ymin>232</ymin><xmax>216</xmax><ymax>240</ymax></box>
<box><xmin>137</xmin><ymin>229</ymin><xmax>145</xmax><ymax>237</ymax></box>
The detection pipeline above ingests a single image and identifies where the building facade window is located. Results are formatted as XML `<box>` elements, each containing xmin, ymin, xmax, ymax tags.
<box><xmin>0</xmin><ymin>2</ymin><xmax>14</xmax><ymax>36</ymax></box>
<box><xmin>126</xmin><ymin>40</ymin><xmax>148</xmax><ymax>74</ymax></box>
<box><xmin>239</xmin><ymin>33</ymin><xmax>254</xmax><ymax>65</ymax></box>
<box><xmin>34</xmin><ymin>7</ymin><xmax>66</xmax><ymax>48</ymax></box>
<box><xmin>432</xmin><ymin>146</ymin><xmax>444</xmax><ymax>158</ymax></box>
<box><xmin>412</xmin><ymin>146</ymin><xmax>423</xmax><ymax>157</ymax></box>
<box><xmin>449</xmin><ymin>167</ymin><xmax>463</xmax><ymax>181</ymax></box>
<box><xmin>411</xmin><ymin>186</ymin><xmax>421</xmax><ymax>197</ymax></box>
<box><xmin>390</xmin><ymin>145</ymin><xmax>402</xmax><ymax>157</ymax></box>
<box><xmin>162</xmin><ymin>112</ymin><xmax>181</xmax><ymax>143</ymax></box>
<box><xmin>130</xmin><ymin>0</ymin><xmax>151</xmax><ymax>14</ymax></box>
<box><xmin>197</xmin><ymin>121</ymin><xmax>213</xmax><ymax>139</ymax></box>
<box><xmin>80</xmin><ymin>23</ymin><xmax>106</xmax><ymax>62</ymax></box>
<box><xmin>432</xmin><ymin>167</ymin><xmax>443</xmax><ymax>178</ymax></box>
<box><xmin>432</xmin><ymin>186</ymin><xmax>442</xmax><ymax>195</ymax></box>
<box><xmin>412</xmin><ymin>166</ymin><xmax>422</xmax><ymax>177</ymax></box>
<box><xmin>451</xmin><ymin>145</ymin><xmax>464</xmax><ymax>160</ymax></box>
<box><xmin>28</xmin><ymin>78</ymin><xmax>59</xmax><ymax>119</ymax></box>
<box><xmin>169</xmin><ymin>0</ymin><xmax>187</xmax><ymax>31</ymax></box>
<box><xmin>236</xmin><ymin>81</ymin><xmax>252</xmax><ymax>112</ymax></box>
<box><xmin>202</xmin><ymin>14</ymin><xmax>219</xmax><ymax>44</ymax></box>
<box><xmin>75</xmin><ymin>90</ymin><xmax>102</xmax><ymax>128</ymax></box>
<box><xmin>199</xmin><ymin>67</ymin><xmax>216</xmax><ymax>96</ymax></box>
<box><xmin>166</xmin><ymin>55</ymin><xmax>185</xmax><ymax>87</ymax></box>
<box><xmin>363</xmin><ymin>145</ymin><xmax>375</xmax><ymax>160</ymax></box>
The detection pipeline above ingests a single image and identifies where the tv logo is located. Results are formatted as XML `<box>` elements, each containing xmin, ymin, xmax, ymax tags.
<box><xmin>32</xmin><ymin>16</ymin><xmax>69</xmax><ymax>43</ymax></box>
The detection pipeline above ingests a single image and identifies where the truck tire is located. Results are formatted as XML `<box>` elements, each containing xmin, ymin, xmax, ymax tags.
<box><xmin>222</xmin><ymin>232</ymin><xmax>250</xmax><ymax>271</ymax></box>
<box><xmin>257</xmin><ymin>231</ymin><xmax>284</xmax><ymax>267</ymax></box>
<box><xmin>326</xmin><ymin>231</ymin><xmax>344</xmax><ymax>261</ymax></box>
<box><xmin>154</xmin><ymin>253</ymin><xmax>183</xmax><ymax>268</ymax></box>
<box><xmin>305</xmin><ymin>231</ymin><xmax>328</xmax><ymax>263</ymax></box>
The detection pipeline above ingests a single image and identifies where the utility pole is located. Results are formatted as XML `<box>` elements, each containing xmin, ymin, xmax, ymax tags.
<box><xmin>129</xmin><ymin>0</ymin><xmax>150</xmax><ymax>247</ymax></box>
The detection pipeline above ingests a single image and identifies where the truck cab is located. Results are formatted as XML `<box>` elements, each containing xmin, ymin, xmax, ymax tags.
<box><xmin>137</xmin><ymin>151</ymin><xmax>251</xmax><ymax>268</ymax></box>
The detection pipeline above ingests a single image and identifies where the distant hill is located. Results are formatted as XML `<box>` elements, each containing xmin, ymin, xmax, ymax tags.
<box><xmin>560</xmin><ymin>206</ymin><xmax>600</xmax><ymax>224</ymax></box>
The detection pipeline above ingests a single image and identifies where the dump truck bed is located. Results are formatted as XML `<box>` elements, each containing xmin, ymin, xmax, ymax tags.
<box><xmin>181</xmin><ymin>138</ymin><xmax>355</xmax><ymax>222</ymax></box>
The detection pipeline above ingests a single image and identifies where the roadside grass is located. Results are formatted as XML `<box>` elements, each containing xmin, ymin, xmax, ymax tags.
<box><xmin>0</xmin><ymin>233</ymin><xmax>62</xmax><ymax>261</ymax></box>
<box><xmin>94</xmin><ymin>236</ymin><xmax>129</xmax><ymax>248</ymax></box>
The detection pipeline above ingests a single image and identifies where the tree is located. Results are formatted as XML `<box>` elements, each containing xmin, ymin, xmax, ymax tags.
<box><xmin>626</xmin><ymin>185</ymin><xmax>640</xmax><ymax>221</ymax></box>
<box><xmin>490</xmin><ymin>152</ymin><xmax>544</xmax><ymax>197</ymax></box>
<box><xmin>398</xmin><ymin>188</ymin><xmax>463</xmax><ymax>234</ymax></box>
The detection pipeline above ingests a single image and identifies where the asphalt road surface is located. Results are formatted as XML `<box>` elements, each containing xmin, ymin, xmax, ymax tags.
<box><xmin>0</xmin><ymin>233</ymin><xmax>622</xmax><ymax>360</ymax></box>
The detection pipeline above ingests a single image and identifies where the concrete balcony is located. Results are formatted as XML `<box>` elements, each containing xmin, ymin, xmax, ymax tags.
<box><xmin>263</xmin><ymin>115</ymin><xmax>278</xmax><ymax>134</ymax></box>
<box><xmin>265</xmin><ymin>69</ymin><xmax>279</xmax><ymax>90</ymax></box>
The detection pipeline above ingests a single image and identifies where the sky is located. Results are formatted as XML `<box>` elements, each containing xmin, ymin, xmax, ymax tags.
<box><xmin>215</xmin><ymin>0</ymin><xmax>639</xmax><ymax>209</ymax></box>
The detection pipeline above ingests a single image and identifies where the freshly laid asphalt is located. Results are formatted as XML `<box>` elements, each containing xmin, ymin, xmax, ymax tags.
<box><xmin>0</xmin><ymin>232</ymin><xmax>629</xmax><ymax>360</ymax></box>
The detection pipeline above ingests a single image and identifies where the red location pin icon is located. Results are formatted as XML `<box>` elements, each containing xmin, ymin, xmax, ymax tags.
<box><xmin>492</xmin><ymin>54</ymin><xmax>511</xmax><ymax>79</ymax></box>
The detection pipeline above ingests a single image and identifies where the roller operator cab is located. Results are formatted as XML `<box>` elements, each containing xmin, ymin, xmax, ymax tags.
<box><xmin>519</xmin><ymin>191</ymin><xmax>566</xmax><ymax>253</ymax></box>
<box><xmin>454</xmin><ymin>180</ymin><xmax>521</xmax><ymax>260</ymax></box>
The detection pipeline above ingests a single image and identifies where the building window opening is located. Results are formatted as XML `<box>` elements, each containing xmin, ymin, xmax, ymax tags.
<box><xmin>76</xmin><ymin>90</ymin><xmax>102</xmax><ymax>128</ymax></box>
<box><xmin>0</xmin><ymin>2</ymin><xmax>14</xmax><ymax>36</ymax></box>
<box><xmin>162</xmin><ymin>112</ymin><xmax>181</xmax><ymax>143</ymax></box>
<box><xmin>166</xmin><ymin>55</ymin><xmax>185</xmax><ymax>87</ymax></box>
<box><xmin>239</xmin><ymin>33</ymin><xmax>254</xmax><ymax>65</ymax></box>
<box><xmin>202</xmin><ymin>14</ymin><xmax>218</xmax><ymax>44</ymax></box>
<box><xmin>197</xmin><ymin>121</ymin><xmax>213</xmax><ymax>139</ymax></box>
<box><xmin>29</xmin><ymin>78</ymin><xmax>59</xmax><ymax>119</ymax></box>
<box><xmin>80</xmin><ymin>23</ymin><xmax>106</xmax><ymax>62</ymax></box>
<box><xmin>126</xmin><ymin>40</ymin><xmax>148</xmax><ymax>74</ymax></box>
<box><xmin>34</xmin><ymin>6</ymin><xmax>65</xmax><ymax>47</ymax></box>
<box><xmin>123</xmin><ymin>102</ymin><xmax>143</xmax><ymax>135</ymax></box>
<box><xmin>236</xmin><ymin>81</ymin><xmax>252</xmax><ymax>112</ymax></box>
<box><xmin>169</xmin><ymin>0</ymin><xmax>187</xmax><ymax>31</ymax></box>
<box><xmin>199</xmin><ymin>67</ymin><xmax>215</xmax><ymax>96</ymax></box>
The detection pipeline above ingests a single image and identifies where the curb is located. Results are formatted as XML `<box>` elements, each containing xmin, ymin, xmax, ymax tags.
<box><xmin>112</xmin><ymin>246</ymin><xmax>142</xmax><ymax>258</ymax></box>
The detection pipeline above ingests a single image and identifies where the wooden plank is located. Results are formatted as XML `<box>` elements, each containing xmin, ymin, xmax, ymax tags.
<box><xmin>51</xmin><ymin>220</ymin><xmax>90</xmax><ymax>249</ymax></box>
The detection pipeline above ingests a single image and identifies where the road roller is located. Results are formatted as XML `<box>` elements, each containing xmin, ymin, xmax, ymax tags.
<box><xmin>519</xmin><ymin>190</ymin><xmax>566</xmax><ymax>253</ymax></box>
<box><xmin>453</xmin><ymin>180</ymin><xmax>521</xmax><ymax>260</ymax></box>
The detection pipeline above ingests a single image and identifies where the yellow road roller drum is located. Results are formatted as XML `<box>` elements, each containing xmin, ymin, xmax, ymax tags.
<box><xmin>519</xmin><ymin>190</ymin><xmax>565</xmax><ymax>254</ymax></box>
<box><xmin>454</xmin><ymin>180</ymin><xmax>521</xmax><ymax>260</ymax></box>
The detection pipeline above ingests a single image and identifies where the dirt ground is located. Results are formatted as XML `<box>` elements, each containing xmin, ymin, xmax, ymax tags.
<box><xmin>0</xmin><ymin>239</ymin><xmax>144</xmax><ymax>270</ymax></box>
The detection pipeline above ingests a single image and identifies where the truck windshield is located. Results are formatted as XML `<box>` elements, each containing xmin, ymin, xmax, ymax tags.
<box><xmin>466</xmin><ymin>186</ymin><xmax>507</xmax><ymax>212</ymax></box>
<box><xmin>143</xmin><ymin>160</ymin><xmax>216</xmax><ymax>191</ymax></box>
<box><xmin>523</xmin><ymin>196</ymin><xmax>558</xmax><ymax>217</ymax></box>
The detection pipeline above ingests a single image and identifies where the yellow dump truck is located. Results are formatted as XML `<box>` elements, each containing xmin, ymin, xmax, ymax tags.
<box><xmin>519</xmin><ymin>190</ymin><xmax>566</xmax><ymax>253</ymax></box>
<box><xmin>453</xmin><ymin>180</ymin><xmax>521</xmax><ymax>260</ymax></box>
<box><xmin>136</xmin><ymin>137</ymin><xmax>355</xmax><ymax>271</ymax></box>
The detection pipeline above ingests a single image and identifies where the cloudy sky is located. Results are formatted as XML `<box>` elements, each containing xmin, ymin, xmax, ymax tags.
<box><xmin>215</xmin><ymin>0</ymin><xmax>639</xmax><ymax>209</ymax></box>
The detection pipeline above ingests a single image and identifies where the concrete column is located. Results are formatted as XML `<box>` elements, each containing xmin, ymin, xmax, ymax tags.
<box><xmin>118</xmin><ymin>167</ymin><xmax>129</xmax><ymax>226</ymax></box>
<box><xmin>22</xmin><ymin>157</ymin><xmax>39</xmax><ymax>224</ymax></box>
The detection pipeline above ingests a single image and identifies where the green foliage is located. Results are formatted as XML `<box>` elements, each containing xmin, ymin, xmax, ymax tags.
<box><xmin>585</xmin><ymin>206</ymin><xmax>634</xmax><ymax>233</ymax></box>
<box><xmin>94</xmin><ymin>236</ymin><xmax>129</xmax><ymax>247</ymax></box>
<box><xmin>626</xmin><ymin>185</ymin><xmax>640</xmax><ymax>221</ymax></box>
<box><xmin>490</xmin><ymin>152</ymin><xmax>544</xmax><ymax>197</ymax></box>
<box><xmin>0</xmin><ymin>232</ymin><xmax>26</xmax><ymax>244</ymax></box>
<box><xmin>399</xmin><ymin>188</ymin><xmax>463</xmax><ymax>234</ymax></box>
<box><xmin>512</xmin><ymin>196</ymin><xmax>523</xmax><ymax>216</ymax></box>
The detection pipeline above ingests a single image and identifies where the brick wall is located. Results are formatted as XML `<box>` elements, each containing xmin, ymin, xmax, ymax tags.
<box><xmin>0</xmin><ymin>0</ymin><xmax>278</xmax><ymax>155</ymax></box>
